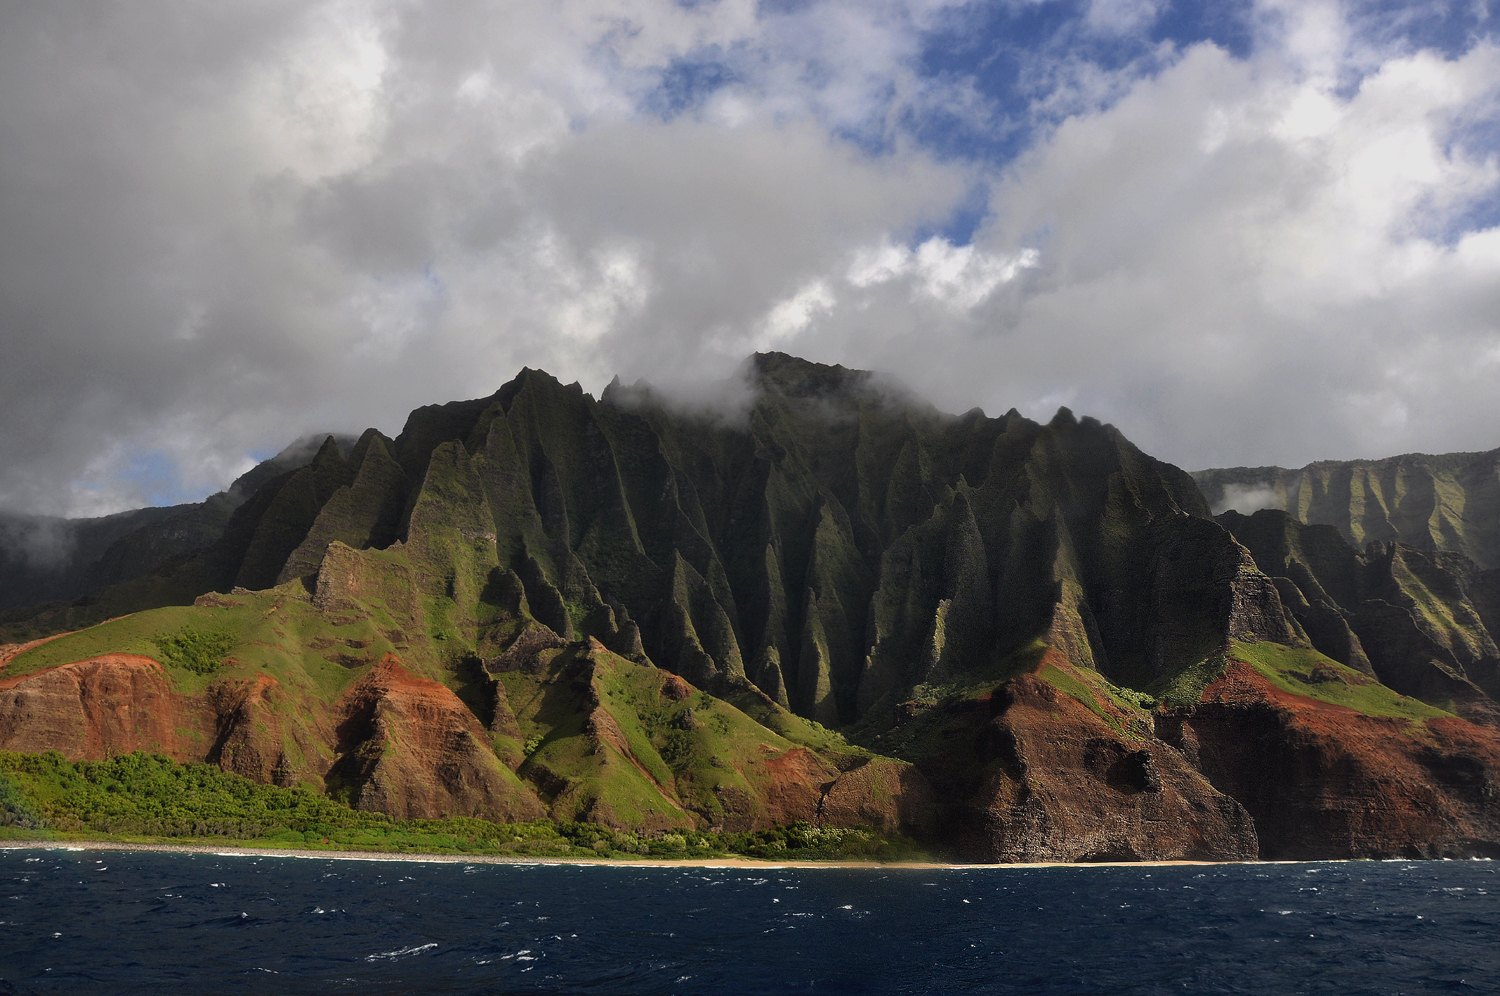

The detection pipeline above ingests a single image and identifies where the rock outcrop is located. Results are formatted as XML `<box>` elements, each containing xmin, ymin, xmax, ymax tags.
<box><xmin>328</xmin><ymin>654</ymin><xmax>546</xmax><ymax>822</ymax></box>
<box><xmin>902</xmin><ymin>657</ymin><xmax>1259</xmax><ymax>863</ymax></box>
<box><xmin>1158</xmin><ymin>659</ymin><xmax>1500</xmax><ymax>858</ymax></box>
<box><xmin>0</xmin><ymin>655</ymin><xmax>194</xmax><ymax>759</ymax></box>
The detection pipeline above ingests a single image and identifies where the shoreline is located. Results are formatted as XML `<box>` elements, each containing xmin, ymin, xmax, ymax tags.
<box><xmin>0</xmin><ymin>837</ymin><xmax>1327</xmax><ymax>870</ymax></box>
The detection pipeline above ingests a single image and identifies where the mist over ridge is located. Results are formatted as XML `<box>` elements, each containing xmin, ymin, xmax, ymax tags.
<box><xmin>3</xmin><ymin>1</ymin><xmax>1500</xmax><ymax>522</ymax></box>
<box><xmin>2</xmin><ymin>350</ymin><xmax>1499</xmax><ymax>863</ymax></box>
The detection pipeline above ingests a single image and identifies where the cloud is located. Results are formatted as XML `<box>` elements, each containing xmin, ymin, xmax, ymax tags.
<box><xmin>956</xmin><ymin>33</ymin><xmax>1500</xmax><ymax>469</ymax></box>
<box><xmin>0</xmin><ymin>0</ymin><xmax>979</xmax><ymax>515</ymax></box>
<box><xmin>848</xmin><ymin>238</ymin><xmax>1040</xmax><ymax>310</ymax></box>
<box><xmin>0</xmin><ymin>0</ymin><xmax>1497</xmax><ymax>517</ymax></box>
<box><xmin>1213</xmin><ymin>483</ymin><xmax>1284</xmax><ymax>515</ymax></box>
<box><xmin>757</xmin><ymin>281</ymin><xmax>838</xmax><ymax>348</ymax></box>
<box><xmin>0</xmin><ymin>515</ymin><xmax>76</xmax><ymax>572</ymax></box>
<box><xmin>1084</xmin><ymin>0</ymin><xmax>1169</xmax><ymax>37</ymax></box>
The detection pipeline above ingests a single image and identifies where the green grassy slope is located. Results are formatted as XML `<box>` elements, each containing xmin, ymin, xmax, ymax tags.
<box><xmin>1229</xmin><ymin>640</ymin><xmax>1455</xmax><ymax>721</ymax></box>
<box><xmin>3</xmin><ymin>585</ymin><xmax>380</xmax><ymax>701</ymax></box>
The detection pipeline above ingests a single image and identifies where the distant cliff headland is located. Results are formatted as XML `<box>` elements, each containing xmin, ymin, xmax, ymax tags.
<box><xmin>1194</xmin><ymin>450</ymin><xmax>1500</xmax><ymax>570</ymax></box>
<box><xmin>2</xmin><ymin>353</ymin><xmax>1497</xmax><ymax>863</ymax></box>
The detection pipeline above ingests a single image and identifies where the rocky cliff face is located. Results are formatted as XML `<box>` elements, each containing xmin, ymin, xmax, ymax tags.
<box><xmin>1195</xmin><ymin>449</ymin><xmax>1500</xmax><ymax>570</ymax></box>
<box><xmin>1157</xmin><ymin>657</ymin><xmax>1500</xmax><ymax>859</ymax></box>
<box><xmin>1219</xmin><ymin>509</ymin><xmax>1500</xmax><ymax>724</ymax></box>
<box><xmin>0</xmin><ymin>655</ymin><xmax>189</xmax><ymax>759</ymax></box>
<box><xmin>892</xmin><ymin>658</ymin><xmax>1259</xmax><ymax>863</ymax></box>
<box><xmin>1</xmin><ymin>354</ymin><xmax>1498</xmax><ymax>862</ymax></box>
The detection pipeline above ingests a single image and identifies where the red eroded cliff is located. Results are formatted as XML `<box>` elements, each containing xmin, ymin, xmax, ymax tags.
<box><xmin>914</xmin><ymin>658</ymin><xmax>1260</xmax><ymax>863</ymax></box>
<box><xmin>0</xmin><ymin>655</ymin><xmax>203</xmax><ymax>760</ymax></box>
<box><xmin>327</xmin><ymin>654</ymin><xmax>547</xmax><ymax>822</ymax></box>
<box><xmin>1158</xmin><ymin>660</ymin><xmax>1500</xmax><ymax>858</ymax></box>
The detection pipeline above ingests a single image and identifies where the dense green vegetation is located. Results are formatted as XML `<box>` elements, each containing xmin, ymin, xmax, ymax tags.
<box><xmin>151</xmin><ymin>626</ymin><xmax>236</xmax><ymax>675</ymax></box>
<box><xmin>0</xmin><ymin>751</ymin><xmax>921</xmax><ymax>862</ymax></box>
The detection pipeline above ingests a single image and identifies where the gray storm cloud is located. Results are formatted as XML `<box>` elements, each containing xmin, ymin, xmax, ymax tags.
<box><xmin>0</xmin><ymin>0</ymin><xmax>1497</xmax><ymax>518</ymax></box>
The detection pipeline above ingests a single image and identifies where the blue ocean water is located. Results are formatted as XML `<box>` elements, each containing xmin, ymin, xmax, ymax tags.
<box><xmin>0</xmin><ymin>848</ymin><xmax>1495</xmax><ymax>995</ymax></box>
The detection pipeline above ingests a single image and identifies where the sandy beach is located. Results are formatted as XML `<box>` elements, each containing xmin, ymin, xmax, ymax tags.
<box><xmin>0</xmin><ymin>838</ymin><xmax>1247</xmax><ymax>870</ymax></box>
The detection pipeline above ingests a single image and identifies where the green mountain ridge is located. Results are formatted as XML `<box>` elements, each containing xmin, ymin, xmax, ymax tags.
<box><xmin>1194</xmin><ymin>448</ymin><xmax>1500</xmax><ymax>569</ymax></box>
<box><xmin>0</xmin><ymin>434</ymin><xmax>359</xmax><ymax>613</ymax></box>
<box><xmin>2</xmin><ymin>354</ymin><xmax>1498</xmax><ymax>862</ymax></box>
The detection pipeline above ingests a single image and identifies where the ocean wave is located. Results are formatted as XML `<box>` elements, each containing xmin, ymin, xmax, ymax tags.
<box><xmin>365</xmin><ymin>942</ymin><xmax>438</xmax><ymax>962</ymax></box>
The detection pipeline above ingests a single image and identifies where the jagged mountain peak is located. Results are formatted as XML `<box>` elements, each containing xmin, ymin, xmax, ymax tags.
<box><xmin>3</xmin><ymin>353</ymin><xmax>1500</xmax><ymax>862</ymax></box>
<box><xmin>747</xmin><ymin>351</ymin><xmax>877</xmax><ymax>397</ymax></box>
<box><xmin>228</xmin><ymin>432</ymin><xmax>358</xmax><ymax>501</ymax></box>
<box><xmin>742</xmin><ymin>351</ymin><xmax>932</xmax><ymax>414</ymax></box>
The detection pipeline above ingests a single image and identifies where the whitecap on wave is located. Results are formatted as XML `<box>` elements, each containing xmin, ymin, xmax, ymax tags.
<box><xmin>365</xmin><ymin>943</ymin><xmax>438</xmax><ymax>962</ymax></box>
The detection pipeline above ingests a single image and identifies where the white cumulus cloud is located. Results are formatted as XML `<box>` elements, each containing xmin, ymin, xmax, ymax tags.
<box><xmin>0</xmin><ymin>0</ymin><xmax>1496</xmax><ymax>516</ymax></box>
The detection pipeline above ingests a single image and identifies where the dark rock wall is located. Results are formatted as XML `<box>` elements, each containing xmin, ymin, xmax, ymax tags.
<box><xmin>30</xmin><ymin>354</ymin><xmax>1245</xmax><ymax>728</ymax></box>
<box><xmin>1221</xmin><ymin>509</ymin><xmax>1500</xmax><ymax>722</ymax></box>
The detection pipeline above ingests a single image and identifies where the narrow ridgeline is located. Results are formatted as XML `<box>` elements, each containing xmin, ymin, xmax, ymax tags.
<box><xmin>2</xmin><ymin>354</ymin><xmax>1498</xmax><ymax>862</ymax></box>
<box><xmin>1195</xmin><ymin>449</ymin><xmax>1500</xmax><ymax>570</ymax></box>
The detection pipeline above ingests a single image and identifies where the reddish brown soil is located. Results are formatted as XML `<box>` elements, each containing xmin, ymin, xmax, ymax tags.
<box><xmin>0</xmin><ymin>655</ymin><xmax>199</xmax><ymax>760</ymax></box>
<box><xmin>915</xmin><ymin>657</ymin><xmax>1259</xmax><ymax>863</ymax></box>
<box><xmin>1160</xmin><ymin>660</ymin><xmax>1500</xmax><ymax>858</ymax></box>
<box><xmin>757</xmin><ymin>746</ymin><xmax>836</xmax><ymax>824</ymax></box>
<box><xmin>329</xmin><ymin>654</ymin><xmax>546</xmax><ymax>822</ymax></box>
